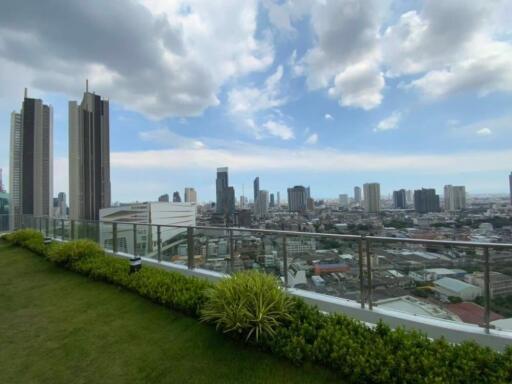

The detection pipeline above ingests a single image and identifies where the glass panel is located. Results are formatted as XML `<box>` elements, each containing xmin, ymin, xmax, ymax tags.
<box><xmin>486</xmin><ymin>247</ymin><xmax>512</xmax><ymax>334</ymax></box>
<box><xmin>160</xmin><ymin>225</ymin><xmax>189</xmax><ymax>263</ymax></box>
<box><xmin>116</xmin><ymin>223</ymin><xmax>135</xmax><ymax>255</ymax></box>
<box><xmin>193</xmin><ymin>227</ymin><xmax>231</xmax><ymax>272</ymax></box>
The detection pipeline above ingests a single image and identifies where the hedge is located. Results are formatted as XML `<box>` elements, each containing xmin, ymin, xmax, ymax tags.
<box><xmin>3</xmin><ymin>229</ymin><xmax>512</xmax><ymax>383</ymax></box>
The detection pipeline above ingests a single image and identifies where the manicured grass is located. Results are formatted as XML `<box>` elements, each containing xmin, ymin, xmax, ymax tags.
<box><xmin>0</xmin><ymin>240</ymin><xmax>339</xmax><ymax>384</ymax></box>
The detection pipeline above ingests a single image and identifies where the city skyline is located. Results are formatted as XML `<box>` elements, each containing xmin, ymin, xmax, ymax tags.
<box><xmin>1</xmin><ymin>1</ymin><xmax>512</xmax><ymax>202</ymax></box>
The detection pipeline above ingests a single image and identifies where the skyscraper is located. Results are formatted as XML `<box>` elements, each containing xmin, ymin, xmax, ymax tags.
<box><xmin>269</xmin><ymin>193</ymin><xmax>275</xmax><ymax>207</ymax></box>
<box><xmin>276</xmin><ymin>191</ymin><xmax>280</xmax><ymax>207</ymax></box>
<box><xmin>392</xmin><ymin>189</ymin><xmax>407</xmax><ymax>209</ymax></box>
<box><xmin>54</xmin><ymin>192</ymin><xmax>67</xmax><ymax>218</ymax></box>
<box><xmin>287</xmin><ymin>186</ymin><xmax>307</xmax><ymax>212</ymax></box>
<box><xmin>216</xmin><ymin>167</ymin><xmax>235</xmax><ymax>217</ymax></box>
<box><xmin>184</xmin><ymin>187</ymin><xmax>197</xmax><ymax>203</ymax></box>
<box><xmin>0</xmin><ymin>168</ymin><xmax>5</xmax><ymax>193</ymax></box>
<box><xmin>158</xmin><ymin>194</ymin><xmax>169</xmax><ymax>202</ymax></box>
<box><xmin>363</xmin><ymin>183</ymin><xmax>380</xmax><ymax>213</ymax></box>
<box><xmin>509</xmin><ymin>172</ymin><xmax>512</xmax><ymax>205</ymax></box>
<box><xmin>173</xmin><ymin>191</ymin><xmax>182</xmax><ymax>202</ymax></box>
<box><xmin>354</xmin><ymin>186</ymin><xmax>361</xmax><ymax>203</ymax></box>
<box><xmin>255</xmin><ymin>190</ymin><xmax>269</xmax><ymax>218</ymax></box>
<box><xmin>10</xmin><ymin>89</ymin><xmax>53</xmax><ymax>229</ymax></box>
<box><xmin>69</xmin><ymin>81</ymin><xmax>110</xmax><ymax>220</ymax></box>
<box><xmin>444</xmin><ymin>185</ymin><xmax>466</xmax><ymax>211</ymax></box>
<box><xmin>414</xmin><ymin>188</ymin><xmax>440</xmax><ymax>213</ymax></box>
<box><xmin>253</xmin><ymin>177</ymin><xmax>259</xmax><ymax>202</ymax></box>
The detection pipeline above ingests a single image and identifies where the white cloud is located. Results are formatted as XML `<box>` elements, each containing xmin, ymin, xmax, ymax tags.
<box><xmin>476</xmin><ymin>128</ymin><xmax>492</xmax><ymax>136</ymax></box>
<box><xmin>324</xmin><ymin>113</ymin><xmax>334</xmax><ymax>121</ymax></box>
<box><xmin>111</xmin><ymin>146</ymin><xmax>512</xmax><ymax>174</ymax></box>
<box><xmin>0</xmin><ymin>0</ymin><xmax>273</xmax><ymax>119</ymax></box>
<box><xmin>375</xmin><ymin>111</ymin><xmax>402</xmax><ymax>132</ymax></box>
<box><xmin>262</xmin><ymin>120</ymin><xmax>294</xmax><ymax>140</ymax></box>
<box><xmin>227</xmin><ymin>65</ymin><xmax>285</xmax><ymax>114</ymax></box>
<box><xmin>305</xmin><ymin>133</ymin><xmax>318</xmax><ymax>145</ymax></box>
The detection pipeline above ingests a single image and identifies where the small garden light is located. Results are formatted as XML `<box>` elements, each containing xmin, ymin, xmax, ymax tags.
<box><xmin>129</xmin><ymin>256</ymin><xmax>142</xmax><ymax>274</ymax></box>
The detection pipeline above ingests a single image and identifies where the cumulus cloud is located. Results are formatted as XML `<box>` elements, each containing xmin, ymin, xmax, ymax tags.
<box><xmin>139</xmin><ymin>128</ymin><xmax>205</xmax><ymax>149</ymax></box>
<box><xmin>0</xmin><ymin>0</ymin><xmax>273</xmax><ymax>119</ymax></box>
<box><xmin>324</xmin><ymin>114</ymin><xmax>334</xmax><ymax>121</ymax></box>
<box><xmin>305</xmin><ymin>133</ymin><xmax>318</xmax><ymax>145</ymax></box>
<box><xmin>375</xmin><ymin>111</ymin><xmax>401</xmax><ymax>132</ymax></box>
<box><xmin>262</xmin><ymin>120</ymin><xmax>294</xmax><ymax>140</ymax></box>
<box><xmin>476</xmin><ymin>128</ymin><xmax>492</xmax><ymax>136</ymax></box>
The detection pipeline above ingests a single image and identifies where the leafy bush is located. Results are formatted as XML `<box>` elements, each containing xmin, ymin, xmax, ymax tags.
<box><xmin>201</xmin><ymin>271</ymin><xmax>293</xmax><ymax>341</ymax></box>
<box><xmin>47</xmin><ymin>239</ymin><xmax>104</xmax><ymax>266</ymax></box>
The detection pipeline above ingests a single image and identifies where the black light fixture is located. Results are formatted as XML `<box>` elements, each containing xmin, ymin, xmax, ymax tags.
<box><xmin>44</xmin><ymin>237</ymin><xmax>52</xmax><ymax>245</ymax></box>
<box><xmin>129</xmin><ymin>256</ymin><xmax>142</xmax><ymax>274</ymax></box>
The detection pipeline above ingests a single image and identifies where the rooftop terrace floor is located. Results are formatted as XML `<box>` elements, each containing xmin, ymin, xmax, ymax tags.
<box><xmin>0</xmin><ymin>240</ymin><xmax>338</xmax><ymax>384</ymax></box>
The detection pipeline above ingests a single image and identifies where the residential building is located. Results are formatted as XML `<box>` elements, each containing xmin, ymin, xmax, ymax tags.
<box><xmin>54</xmin><ymin>192</ymin><xmax>67</xmax><ymax>218</ymax></box>
<box><xmin>216</xmin><ymin>167</ymin><xmax>234</xmax><ymax>216</ymax></box>
<box><xmin>158</xmin><ymin>194</ymin><xmax>169</xmax><ymax>202</ymax></box>
<box><xmin>10</xmin><ymin>89</ymin><xmax>53</xmax><ymax>229</ymax></box>
<box><xmin>0</xmin><ymin>168</ymin><xmax>5</xmax><ymax>193</ymax></box>
<box><xmin>184</xmin><ymin>187</ymin><xmax>197</xmax><ymax>203</ymax></box>
<box><xmin>269</xmin><ymin>193</ymin><xmax>275</xmax><ymax>208</ymax></box>
<box><xmin>363</xmin><ymin>183</ymin><xmax>380</xmax><ymax>213</ymax></box>
<box><xmin>307</xmin><ymin>197</ymin><xmax>314</xmax><ymax>211</ymax></box>
<box><xmin>406</xmin><ymin>189</ymin><xmax>413</xmax><ymax>204</ymax></box>
<box><xmin>338</xmin><ymin>194</ymin><xmax>349</xmax><ymax>208</ymax></box>
<box><xmin>414</xmin><ymin>188</ymin><xmax>440</xmax><ymax>213</ymax></box>
<box><xmin>253</xmin><ymin>177</ymin><xmax>259</xmax><ymax>202</ymax></box>
<box><xmin>255</xmin><ymin>190</ymin><xmax>269</xmax><ymax>218</ymax></box>
<box><xmin>69</xmin><ymin>81</ymin><xmax>110</xmax><ymax>220</ymax></box>
<box><xmin>433</xmin><ymin>277</ymin><xmax>481</xmax><ymax>301</ymax></box>
<box><xmin>0</xmin><ymin>191</ymin><xmax>9</xmax><ymax>231</ymax></box>
<box><xmin>354</xmin><ymin>186</ymin><xmax>361</xmax><ymax>203</ymax></box>
<box><xmin>287</xmin><ymin>186</ymin><xmax>307</xmax><ymax>212</ymax></box>
<box><xmin>173</xmin><ymin>191</ymin><xmax>181</xmax><ymax>202</ymax></box>
<box><xmin>465</xmin><ymin>272</ymin><xmax>512</xmax><ymax>298</ymax></box>
<box><xmin>444</xmin><ymin>185</ymin><xmax>466</xmax><ymax>211</ymax></box>
<box><xmin>276</xmin><ymin>191</ymin><xmax>280</xmax><ymax>207</ymax></box>
<box><xmin>99</xmin><ymin>202</ymin><xmax>196</xmax><ymax>256</ymax></box>
<box><xmin>393</xmin><ymin>189</ymin><xmax>407</xmax><ymax>209</ymax></box>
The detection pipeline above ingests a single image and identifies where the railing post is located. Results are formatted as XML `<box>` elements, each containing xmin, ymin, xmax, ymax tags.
<box><xmin>229</xmin><ymin>229</ymin><xmax>235</xmax><ymax>273</ymax></box>
<box><xmin>70</xmin><ymin>220</ymin><xmax>75</xmax><ymax>240</ymax></box>
<box><xmin>283</xmin><ymin>235</ymin><xmax>288</xmax><ymax>289</ymax></box>
<box><xmin>484</xmin><ymin>247</ymin><xmax>491</xmax><ymax>334</ymax></box>
<box><xmin>52</xmin><ymin>218</ymin><xmax>56</xmax><ymax>239</ymax></box>
<box><xmin>358</xmin><ymin>237</ymin><xmax>365</xmax><ymax>309</ymax></box>
<box><xmin>157</xmin><ymin>225</ymin><xmax>162</xmax><ymax>262</ymax></box>
<box><xmin>45</xmin><ymin>217</ymin><xmax>49</xmax><ymax>237</ymax></box>
<box><xmin>39</xmin><ymin>217</ymin><xmax>42</xmax><ymax>233</ymax></box>
<box><xmin>112</xmin><ymin>222</ymin><xmax>118</xmax><ymax>254</ymax></box>
<box><xmin>366</xmin><ymin>238</ymin><xmax>373</xmax><ymax>310</ymax></box>
<box><xmin>61</xmin><ymin>219</ymin><xmax>65</xmax><ymax>240</ymax></box>
<box><xmin>133</xmin><ymin>224</ymin><xmax>137</xmax><ymax>256</ymax></box>
<box><xmin>187</xmin><ymin>227</ymin><xmax>194</xmax><ymax>269</ymax></box>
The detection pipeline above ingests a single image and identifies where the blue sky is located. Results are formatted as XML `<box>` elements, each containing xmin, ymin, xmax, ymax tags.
<box><xmin>1</xmin><ymin>0</ymin><xmax>512</xmax><ymax>202</ymax></box>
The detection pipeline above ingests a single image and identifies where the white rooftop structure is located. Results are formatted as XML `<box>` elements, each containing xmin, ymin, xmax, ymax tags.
<box><xmin>375</xmin><ymin>296</ymin><xmax>460</xmax><ymax>322</ymax></box>
<box><xmin>434</xmin><ymin>277</ymin><xmax>481</xmax><ymax>301</ymax></box>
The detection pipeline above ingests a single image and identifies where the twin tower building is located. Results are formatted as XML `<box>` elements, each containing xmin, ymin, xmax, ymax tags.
<box><xmin>9</xmin><ymin>81</ymin><xmax>110</xmax><ymax>228</ymax></box>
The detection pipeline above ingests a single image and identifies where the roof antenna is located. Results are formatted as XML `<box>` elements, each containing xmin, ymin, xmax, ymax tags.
<box><xmin>24</xmin><ymin>88</ymin><xmax>27</xmax><ymax>98</ymax></box>
<box><xmin>86</xmin><ymin>79</ymin><xmax>89</xmax><ymax>93</ymax></box>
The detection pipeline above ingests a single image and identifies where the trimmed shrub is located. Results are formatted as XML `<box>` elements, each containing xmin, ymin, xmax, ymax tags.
<box><xmin>201</xmin><ymin>270</ymin><xmax>293</xmax><ymax>341</ymax></box>
<box><xmin>47</xmin><ymin>239</ymin><xmax>104</xmax><ymax>266</ymax></box>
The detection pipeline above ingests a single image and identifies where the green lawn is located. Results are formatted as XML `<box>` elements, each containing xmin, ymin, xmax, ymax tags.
<box><xmin>0</xmin><ymin>240</ymin><xmax>339</xmax><ymax>384</ymax></box>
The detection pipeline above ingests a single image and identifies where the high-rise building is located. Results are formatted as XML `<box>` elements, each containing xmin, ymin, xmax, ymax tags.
<box><xmin>0</xmin><ymin>191</ymin><xmax>9</xmax><ymax>231</ymax></box>
<box><xmin>287</xmin><ymin>186</ymin><xmax>307</xmax><ymax>212</ymax></box>
<box><xmin>10</xmin><ymin>89</ymin><xmax>53</xmax><ymax>229</ymax></box>
<box><xmin>0</xmin><ymin>168</ymin><xmax>5</xmax><ymax>193</ymax></box>
<box><xmin>354</xmin><ymin>186</ymin><xmax>361</xmax><ymax>203</ymax></box>
<box><xmin>269</xmin><ymin>193</ymin><xmax>275</xmax><ymax>207</ymax></box>
<box><xmin>276</xmin><ymin>191</ymin><xmax>280</xmax><ymax>207</ymax></box>
<box><xmin>173</xmin><ymin>191</ymin><xmax>182</xmax><ymax>202</ymax></box>
<box><xmin>406</xmin><ymin>190</ymin><xmax>414</xmax><ymax>204</ymax></box>
<box><xmin>184</xmin><ymin>187</ymin><xmax>197</xmax><ymax>203</ymax></box>
<box><xmin>158</xmin><ymin>194</ymin><xmax>169</xmax><ymax>202</ymax></box>
<box><xmin>444</xmin><ymin>185</ymin><xmax>466</xmax><ymax>211</ymax></box>
<box><xmin>339</xmin><ymin>194</ymin><xmax>349</xmax><ymax>208</ymax></box>
<box><xmin>393</xmin><ymin>189</ymin><xmax>407</xmax><ymax>209</ymax></box>
<box><xmin>69</xmin><ymin>80</ymin><xmax>110</xmax><ymax>220</ymax></box>
<box><xmin>363</xmin><ymin>183</ymin><xmax>380</xmax><ymax>213</ymax></box>
<box><xmin>253</xmin><ymin>177</ymin><xmax>259</xmax><ymax>202</ymax></box>
<box><xmin>54</xmin><ymin>192</ymin><xmax>67</xmax><ymax>218</ymax></box>
<box><xmin>255</xmin><ymin>190</ymin><xmax>269</xmax><ymax>218</ymax></box>
<box><xmin>216</xmin><ymin>167</ymin><xmax>228</xmax><ymax>214</ymax></box>
<box><xmin>509</xmin><ymin>172</ymin><xmax>512</xmax><ymax>205</ymax></box>
<box><xmin>414</xmin><ymin>188</ymin><xmax>440</xmax><ymax>213</ymax></box>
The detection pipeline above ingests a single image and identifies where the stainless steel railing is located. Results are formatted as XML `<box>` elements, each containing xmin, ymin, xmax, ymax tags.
<box><xmin>5</xmin><ymin>214</ymin><xmax>512</xmax><ymax>334</ymax></box>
